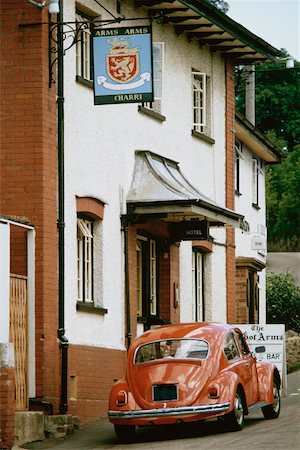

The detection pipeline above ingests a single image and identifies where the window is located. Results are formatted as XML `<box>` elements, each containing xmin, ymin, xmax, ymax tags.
<box><xmin>143</xmin><ymin>42</ymin><xmax>163</xmax><ymax>113</ymax></box>
<box><xmin>252</xmin><ymin>158</ymin><xmax>263</xmax><ymax>207</ymax></box>
<box><xmin>149</xmin><ymin>239</ymin><xmax>157</xmax><ymax>315</ymax></box>
<box><xmin>136</xmin><ymin>240</ymin><xmax>143</xmax><ymax>316</ymax></box>
<box><xmin>76</xmin><ymin>197</ymin><xmax>105</xmax><ymax>313</ymax></box>
<box><xmin>77</xmin><ymin>218</ymin><xmax>93</xmax><ymax>302</ymax></box>
<box><xmin>135</xmin><ymin>339</ymin><xmax>209</xmax><ymax>364</ymax></box>
<box><xmin>192</xmin><ymin>70</ymin><xmax>212</xmax><ymax>136</ymax></box>
<box><xmin>136</xmin><ymin>235</ymin><xmax>158</xmax><ymax>324</ymax></box>
<box><xmin>223</xmin><ymin>333</ymin><xmax>240</xmax><ymax>361</ymax></box>
<box><xmin>192</xmin><ymin>251</ymin><xmax>204</xmax><ymax>321</ymax></box>
<box><xmin>236</xmin><ymin>331</ymin><xmax>251</xmax><ymax>356</ymax></box>
<box><xmin>76</xmin><ymin>12</ymin><xmax>93</xmax><ymax>82</ymax></box>
<box><xmin>235</xmin><ymin>140</ymin><xmax>243</xmax><ymax>194</ymax></box>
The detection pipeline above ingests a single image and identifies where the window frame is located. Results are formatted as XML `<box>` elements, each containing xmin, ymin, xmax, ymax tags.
<box><xmin>142</xmin><ymin>42</ymin><xmax>164</xmax><ymax>113</ymax></box>
<box><xmin>252</xmin><ymin>157</ymin><xmax>263</xmax><ymax>208</ymax></box>
<box><xmin>136</xmin><ymin>234</ymin><xmax>159</xmax><ymax>323</ymax></box>
<box><xmin>235</xmin><ymin>140</ymin><xmax>243</xmax><ymax>195</ymax></box>
<box><xmin>77</xmin><ymin>217</ymin><xmax>94</xmax><ymax>303</ymax></box>
<box><xmin>192</xmin><ymin>250</ymin><xmax>204</xmax><ymax>322</ymax></box>
<box><xmin>76</xmin><ymin>11</ymin><xmax>93</xmax><ymax>82</ymax></box>
<box><xmin>192</xmin><ymin>71</ymin><xmax>206</xmax><ymax>133</ymax></box>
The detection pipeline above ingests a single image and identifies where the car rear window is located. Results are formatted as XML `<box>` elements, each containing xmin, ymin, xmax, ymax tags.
<box><xmin>134</xmin><ymin>339</ymin><xmax>209</xmax><ymax>364</ymax></box>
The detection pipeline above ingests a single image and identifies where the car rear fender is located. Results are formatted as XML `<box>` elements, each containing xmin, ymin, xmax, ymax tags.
<box><xmin>108</xmin><ymin>379</ymin><xmax>138</xmax><ymax>411</ymax></box>
<box><xmin>216</xmin><ymin>371</ymin><xmax>246</xmax><ymax>414</ymax></box>
<box><xmin>256</xmin><ymin>363</ymin><xmax>281</xmax><ymax>403</ymax></box>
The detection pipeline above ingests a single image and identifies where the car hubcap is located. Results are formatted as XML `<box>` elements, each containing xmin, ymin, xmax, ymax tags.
<box><xmin>273</xmin><ymin>383</ymin><xmax>280</xmax><ymax>412</ymax></box>
<box><xmin>234</xmin><ymin>394</ymin><xmax>244</xmax><ymax>425</ymax></box>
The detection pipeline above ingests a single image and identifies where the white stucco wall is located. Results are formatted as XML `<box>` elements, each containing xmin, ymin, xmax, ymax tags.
<box><xmin>235</xmin><ymin>141</ymin><xmax>267</xmax><ymax>321</ymax></box>
<box><xmin>62</xmin><ymin>0</ymin><xmax>228</xmax><ymax>348</ymax></box>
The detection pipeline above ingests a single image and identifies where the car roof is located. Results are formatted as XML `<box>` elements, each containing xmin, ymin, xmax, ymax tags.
<box><xmin>132</xmin><ymin>322</ymin><xmax>236</xmax><ymax>349</ymax></box>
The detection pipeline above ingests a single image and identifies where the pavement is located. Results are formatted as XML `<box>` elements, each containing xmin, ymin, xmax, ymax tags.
<box><xmin>21</xmin><ymin>370</ymin><xmax>300</xmax><ymax>450</ymax></box>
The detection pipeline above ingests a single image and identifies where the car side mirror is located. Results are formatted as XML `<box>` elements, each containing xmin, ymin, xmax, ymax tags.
<box><xmin>254</xmin><ymin>345</ymin><xmax>265</xmax><ymax>353</ymax></box>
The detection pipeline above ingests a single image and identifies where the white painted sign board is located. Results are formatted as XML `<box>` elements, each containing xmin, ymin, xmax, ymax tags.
<box><xmin>233</xmin><ymin>324</ymin><xmax>287</xmax><ymax>395</ymax></box>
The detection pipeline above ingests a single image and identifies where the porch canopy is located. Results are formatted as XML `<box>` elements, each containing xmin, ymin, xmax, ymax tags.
<box><xmin>125</xmin><ymin>151</ymin><xmax>243</xmax><ymax>229</ymax></box>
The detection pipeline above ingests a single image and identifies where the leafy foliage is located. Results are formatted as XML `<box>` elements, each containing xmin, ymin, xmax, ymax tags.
<box><xmin>235</xmin><ymin>59</ymin><xmax>300</xmax><ymax>248</ymax></box>
<box><xmin>266</xmin><ymin>271</ymin><xmax>300</xmax><ymax>332</ymax></box>
<box><xmin>207</xmin><ymin>0</ymin><xmax>229</xmax><ymax>13</ymax></box>
<box><xmin>266</xmin><ymin>145</ymin><xmax>300</xmax><ymax>250</ymax></box>
<box><xmin>235</xmin><ymin>59</ymin><xmax>300</xmax><ymax>151</ymax></box>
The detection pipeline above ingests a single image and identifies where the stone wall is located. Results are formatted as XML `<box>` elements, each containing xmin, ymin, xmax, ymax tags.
<box><xmin>286</xmin><ymin>330</ymin><xmax>300</xmax><ymax>372</ymax></box>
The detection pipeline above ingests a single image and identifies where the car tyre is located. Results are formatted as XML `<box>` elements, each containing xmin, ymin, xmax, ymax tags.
<box><xmin>224</xmin><ymin>389</ymin><xmax>245</xmax><ymax>431</ymax></box>
<box><xmin>262</xmin><ymin>381</ymin><xmax>281</xmax><ymax>419</ymax></box>
<box><xmin>114</xmin><ymin>424</ymin><xmax>135</xmax><ymax>443</ymax></box>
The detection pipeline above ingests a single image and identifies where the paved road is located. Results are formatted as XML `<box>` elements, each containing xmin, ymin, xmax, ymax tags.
<box><xmin>23</xmin><ymin>371</ymin><xmax>300</xmax><ymax>450</ymax></box>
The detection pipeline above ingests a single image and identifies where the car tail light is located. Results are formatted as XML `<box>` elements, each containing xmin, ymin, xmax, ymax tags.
<box><xmin>116</xmin><ymin>390</ymin><xmax>128</xmax><ymax>406</ymax></box>
<box><xmin>208</xmin><ymin>385</ymin><xmax>219</xmax><ymax>399</ymax></box>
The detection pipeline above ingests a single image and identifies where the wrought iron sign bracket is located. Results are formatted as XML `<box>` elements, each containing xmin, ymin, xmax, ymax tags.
<box><xmin>19</xmin><ymin>12</ymin><xmax>166</xmax><ymax>87</ymax></box>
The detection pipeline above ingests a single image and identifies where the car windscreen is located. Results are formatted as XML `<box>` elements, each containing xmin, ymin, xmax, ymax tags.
<box><xmin>134</xmin><ymin>339</ymin><xmax>209</xmax><ymax>364</ymax></box>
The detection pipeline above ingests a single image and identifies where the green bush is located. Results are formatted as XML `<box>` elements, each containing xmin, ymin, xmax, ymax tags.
<box><xmin>266</xmin><ymin>270</ymin><xmax>300</xmax><ymax>333</ymax></box>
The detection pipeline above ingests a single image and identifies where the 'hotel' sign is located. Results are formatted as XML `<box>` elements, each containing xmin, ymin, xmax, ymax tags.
<box><xmin>170</xmin><ymin>221</ymin><xmax>210</xmax><ymax>242</ymax></box>
<box><xmin>93</xmin><ymin>26</ymin><xmax>154</xmax><ymax>105</ymax></box>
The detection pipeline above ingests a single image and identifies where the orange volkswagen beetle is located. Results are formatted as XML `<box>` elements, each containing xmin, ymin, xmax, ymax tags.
<box><xmin>108</xmin><ymin>323</ymin><xmax>281</xmax><ymax>442</ymax></box>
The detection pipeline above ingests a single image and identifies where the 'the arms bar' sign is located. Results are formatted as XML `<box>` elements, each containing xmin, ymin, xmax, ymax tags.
<box><xmin>93</xmin><ymin>26</ymin><xmax>154</xmax><ymax>105</ymax></box>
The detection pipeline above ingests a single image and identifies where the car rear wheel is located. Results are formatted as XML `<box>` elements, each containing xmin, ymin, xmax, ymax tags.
<box><xmin>114</xmin><ymin>424</ymin><xmax>135</xmax><ymax>443</ymax></box>
<box><xmin>224</xmin><ymin>389</ymin><xmax>245</xmax><ymax>431</ymax></box>
<box><xmin>262</xmin><ymin>381</ymin><xmax>281</xmax><ymax>419</ymax></box>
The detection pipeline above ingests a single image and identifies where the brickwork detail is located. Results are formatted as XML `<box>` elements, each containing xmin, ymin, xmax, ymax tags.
<box><xmin>236</xmin><ymin>266</ymin><xmax>249</xmax><ymax>323</ymax></box>
<box><xmin>0</xmin><ymin>368</ymin><xmax>15</xmax><ymax>449</ymax></box>
<box><xmin>68</xmin><ymin>346</ymin><xmax>126</xmax><ymax>424</ymax></box>
<box><xmin>0</xmin><ymin>0</ymin><xmax>60</xmax><ymax>418</ymax></box>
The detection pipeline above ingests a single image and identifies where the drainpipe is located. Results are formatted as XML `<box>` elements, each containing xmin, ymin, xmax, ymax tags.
<box><xmin>122</xmin><ymin>215</ymin><xmax>131</xmax><ymax>349</ymax></box>
<box><xmin>57</xmin><ymin>0</ymin><xmax>68</xmax><ymax>414</ymax></box>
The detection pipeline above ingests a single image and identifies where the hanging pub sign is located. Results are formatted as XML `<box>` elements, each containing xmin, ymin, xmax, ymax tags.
<box><xmin>92</xmin><ymin>26</ymin><xmax>154</xmax><ymax>105</ymax></box>
<box><xmin>170</xmin><ymin>221</ymin><xmax>210</xmax><ymax>242</ymax></box>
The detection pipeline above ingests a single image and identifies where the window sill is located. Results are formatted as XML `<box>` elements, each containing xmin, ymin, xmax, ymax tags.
<box><xmin>252</xmin><ymin>203</ymin><xmax>261</xmax><ymax>210</ymax></box>
<box><xmin>76</xmin><ymin>301</ymin><xmax>107</xmax><ymax>315</ymax></box>
<box><xmin>138</xmin><ymin>105</ymin><xmax>166</xmax><ymax>122</ymax></box>
<box><xmin>76</xmin><ymin>75</ymin><xmax>93</xmax><ymax>89</ymax></box>
<box><xmin>191</xmin><ymin>129</ymin><xmax>215</xmax><ymax>145</ymax></box>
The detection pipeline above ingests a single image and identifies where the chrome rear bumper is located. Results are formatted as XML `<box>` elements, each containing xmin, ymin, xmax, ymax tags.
<box><xmin>108</xmin><ymin>402</ymin><xmax>230</xmax><ymax>419</ymax></box>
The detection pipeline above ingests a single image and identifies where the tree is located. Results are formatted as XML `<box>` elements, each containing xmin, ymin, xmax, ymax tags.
<box><xmin>235</xmin><ymin>58</ymin><xmax>300</xmax><ymax>248</ymax></box>
<box><xmin>266</xmin><ymin>145</ymin><xmax>300</xmax><ymax>250</ymax></box>
<box><xmin>208</xmin><ymin>0</ymin><xmax>229</xmax><ymax>14</ymax></box>
<box><xmin>235</xmin><ymin>58</ymin><xmax>300</xmax><ymax>151</ymax></box>
<box><xmin>266</xmin><ymin>270</ymin><xmax>300</xmax><ymax>332</ymax></box>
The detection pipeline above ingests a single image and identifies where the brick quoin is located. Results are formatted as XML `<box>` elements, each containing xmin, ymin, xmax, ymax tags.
<box><xmin>225</xmin><ymin>61</ymin><xmax>237</xmax><ymax>324</ymax></box>
<box><xmin>0</xmin><ymin>0</ymin><xmax>61</xmax><ymax>418</ymax></box>
<box><xmin>0</xmin><ymin>368</ymin><xmax>15</xmax><ymax>449</ymax></box>
<box><xmin>236</xmin><ymin>266</ymin><xmax>249</xmax><ymax>323</ymax></box>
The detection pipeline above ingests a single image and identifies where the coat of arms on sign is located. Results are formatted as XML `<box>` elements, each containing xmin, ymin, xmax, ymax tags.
<box><xmin>106</xmin><ymin>38</ymin><xmax>139</xmax><ymax>83</ymax></box>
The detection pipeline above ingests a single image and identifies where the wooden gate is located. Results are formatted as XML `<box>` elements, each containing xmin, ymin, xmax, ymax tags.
<box><xmin>9</xmin><ymin>274</ymin><xmax>29</xmax><ymax>410</ymax></box>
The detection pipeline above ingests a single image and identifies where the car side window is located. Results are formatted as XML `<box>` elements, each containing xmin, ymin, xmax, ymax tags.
<box><xmin>236</xmin><ymin>331</ymin><xmax>251</xmax><ymax>356</ymax></box>
<box><xmin>223</xmin><ymin>333</ymin><xmax>240</xmax><ymax>361</ymax></box>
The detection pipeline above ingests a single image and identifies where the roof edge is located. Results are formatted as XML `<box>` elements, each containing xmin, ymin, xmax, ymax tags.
<box><xmin>179</xmin><ymin>0</ymin><xmax>283</xmax><ymax>61</ymax></box>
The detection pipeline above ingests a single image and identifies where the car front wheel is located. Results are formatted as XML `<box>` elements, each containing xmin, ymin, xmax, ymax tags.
<box><xmin>114</xmin><ymin>424</ymin><xmax>135</xmax><ymax>443</ymax></box>
<box><xmin>262</xmin><ymin>381</ymin><xmax>281</xmax><ymax>419</ymax></box>
<box><xmin>224</xmin><ymin>389</ymin><xmax>245</xmax><ymax>431</ymax></box>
